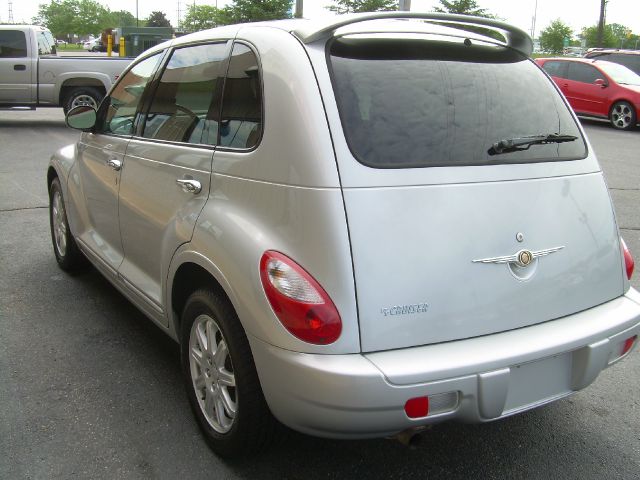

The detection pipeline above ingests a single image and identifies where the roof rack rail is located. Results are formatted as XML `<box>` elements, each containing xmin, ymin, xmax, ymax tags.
<box><xmin>292</xmin><ymin>12</ymin><xmax>533</xmax><ymax>56</ymax></box>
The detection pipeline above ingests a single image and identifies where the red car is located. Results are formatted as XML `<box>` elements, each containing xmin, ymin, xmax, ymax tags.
<box><xmin>535</xmin><ymin>57</ymin><xmax>640</xmax><ymax>130</ymax></box>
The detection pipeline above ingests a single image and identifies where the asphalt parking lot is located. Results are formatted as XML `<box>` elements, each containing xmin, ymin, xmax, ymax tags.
<box><xmin>1</xmin><ymin>109</ymin><xmax>639</xmax><ymax>479</ymax></box>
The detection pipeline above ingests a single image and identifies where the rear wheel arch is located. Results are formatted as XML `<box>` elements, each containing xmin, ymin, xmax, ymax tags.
<box><xmin>170</xmin><ymin>261</ymin><xmax>236</xmax><ymax>338</ymax></box>
<box><xmin>59</xmin><ymin>79</ymin><xmax>106</xmax><ymax>113</ymax></box>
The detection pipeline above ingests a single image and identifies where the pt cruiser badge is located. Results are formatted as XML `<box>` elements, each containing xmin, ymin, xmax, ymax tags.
<box><xmin>381</xmin><ymin>303</ymin><xmax>430</xmax><ymax>317</ymax></box>
<box><xmin>472</xmin><ymin>246</ymin><xmax>565</xmax><ymax>266</ymax></box>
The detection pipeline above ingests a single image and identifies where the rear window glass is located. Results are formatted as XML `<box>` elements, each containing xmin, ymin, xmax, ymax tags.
<box><xmin>328</xmin><ymin>36</ymin><xmax>586</xmax><ymax>168</ymax></box>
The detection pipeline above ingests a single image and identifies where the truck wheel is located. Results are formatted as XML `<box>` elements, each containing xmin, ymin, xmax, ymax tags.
<box><xmin>63</xmin><ymin>87</ymin><xmax>103</xmax><ymax>114</ymax></box>
<box><xmin>180</xmin><ymin>288</ymin><xmax>283</xmax><ymax>458</ymax></box>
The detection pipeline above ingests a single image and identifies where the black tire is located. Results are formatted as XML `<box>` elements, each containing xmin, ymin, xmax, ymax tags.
<box><xmin>180</xmin><ymin>289</ymin><xmax>282</xmax><ymax>458</ymax></box>
<box><xmin>49</xmin><ymin>177</ymin><xmax>87</xmax><ymax>271</ymax></box>
<box><xmin>63</xmin><ymin>87</ymin><xmax>103</xmax><ymax>114</ymax></box>
<box><xmin>609</xmin><ymin>101</ymin><xmax>637</xmax><ymax>130</ymax></box>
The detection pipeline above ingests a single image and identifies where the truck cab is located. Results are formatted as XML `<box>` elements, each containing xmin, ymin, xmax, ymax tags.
<box><xmin>0</xmin><ymin>25</ymin><xmax>54</xmax><ymax>106</ymax></box>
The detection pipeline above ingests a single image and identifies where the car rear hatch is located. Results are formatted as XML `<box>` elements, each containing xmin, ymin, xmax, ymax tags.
<box><xmin>320</xmin><ymin>30</ymin><xmax>624</xmax><ymax>352</ymax></box>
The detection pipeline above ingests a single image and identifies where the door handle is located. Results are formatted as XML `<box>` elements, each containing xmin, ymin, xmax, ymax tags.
<box><xmin>106</xmin><ymin>158</ymin><xmax>122</xmax><ymax>171</ymax></box>
<box><xmin>176</xmin><ymin>179</ymin><xmax>202</xmax><ymax>194</ymax></box>
<box><xmin>14</xmin><ymin>64</ymin><xmax>26</xmax><ymax>71</ymax></box>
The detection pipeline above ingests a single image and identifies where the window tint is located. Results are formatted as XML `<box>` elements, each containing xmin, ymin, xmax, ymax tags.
<box><xmin>96</xmin><ymin>53</ymin><xmax>162</xmax><ymax>136</ymax></box>
<box><xmin>329</xmin><ymin>37</ymin><xmax>585</xmax><ymax>168</ymax></box>
<box><xmin>37</xmin><ymin>30</ymin><xmax>56</xmax><ymax>56</ymax></box>
<box><xmin>0</xmin><ymin>30</ymin><xmax>27</xmax><ymax>58</ymax></box>
<box><xmin>567</xmin><ymin>62</ymin><xmax>601</xmax><ymax>84</ymax></box>
<box><xmin>219</xmin><ymin>43</ymin><xmax>262</xmax><ymax>149</ymax></box>
<box><xmin>143</xmin><ymin>43</ymin><xmax>228</xmax><ymax>145</ymax></box>
<box><xmin>607</xmin><ymin>54</ymin><xmax>640</xmax><ymax>74</ymax></box>
<box><xmin>542</xmin><ymin>60</ymin><xmax>567</xmax><ymax>78</ymax></box>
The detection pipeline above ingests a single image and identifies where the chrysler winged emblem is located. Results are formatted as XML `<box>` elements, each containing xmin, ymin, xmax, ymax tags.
<box><xmin>472</xmin><ymin>246</ymin><xmax>564</xmax><ymax>267</ymax></box>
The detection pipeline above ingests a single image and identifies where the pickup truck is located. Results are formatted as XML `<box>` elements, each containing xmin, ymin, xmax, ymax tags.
<box><xmin>0</xmin><ymin>25</ymin><xmax>131</xmax><ymax>112</ymax></box>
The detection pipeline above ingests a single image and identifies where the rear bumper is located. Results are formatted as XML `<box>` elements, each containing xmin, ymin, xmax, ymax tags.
<box><xmin>249</xmin><ymin>288</ymin><xmax>640</xmax><ymax>439</ymax></box>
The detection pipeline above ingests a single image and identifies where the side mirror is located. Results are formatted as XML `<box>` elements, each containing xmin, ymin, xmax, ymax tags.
<box><xmin>595</xmin><ymin>78</ymin><xmax>608</xmax><ymax>88</ymax></box>
<box><xmin>65</xmin><ymin>105</ymin><xmax>97</xmax><ymax>131</ymax></box>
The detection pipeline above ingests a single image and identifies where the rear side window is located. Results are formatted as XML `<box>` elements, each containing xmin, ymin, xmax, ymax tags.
<box><xmin>143</xmin><ymin>42</ymin><xmax>228</xmax><ymax>145</ymax></box>
<box><xmin>0</xmin><ymin>30</ymin><xmax>27</xmax><ymax>58</ymax></box>
<box><xmin>329</xmin><ymin>37</ymin><xmax>586</xmax><ymax>168</ymax></box>
<box><xmin>542</xmin><ymin>60</ymin><xmax>567</xmax><ymax>78</ymax></box>
<box><xmin>37</xmin><ymin>30</ymin><xmax>56</xmax><ymax>56</ymax></box>
<box><xmin>567</xmin><ymin>63</ymin><xmax>601</xmax><ymax>84</ymax></box>
<box><xmin>219</xmin><ymin>43</ymin><xmax>262</xmax><ymax>149</ymax></box>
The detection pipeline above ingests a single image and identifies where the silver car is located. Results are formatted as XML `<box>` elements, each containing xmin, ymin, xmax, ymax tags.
<box><xmin>48</xmin><ymin>13</ymin><xmax>639</xmax><ymax>457</ymax></box>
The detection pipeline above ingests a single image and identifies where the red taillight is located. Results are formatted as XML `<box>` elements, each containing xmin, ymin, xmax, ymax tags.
<box><xmin>621</xmin><ymin>238</ymin><xmax>634</xmax><ymax>280</ymax></box>
<box><xmin>260</xmin><ymin>251</ymin><xmax>342</xmax><ymax>345</ymax></box>
<box><xmin>404</xmin><ymin>397</ymin><xmax>429</xmax><ymax>419</ymax></box>
<box><xmin>622</xmin><ymin>335</ymin><xmax>637</xmax><ymax>356</ymax></box>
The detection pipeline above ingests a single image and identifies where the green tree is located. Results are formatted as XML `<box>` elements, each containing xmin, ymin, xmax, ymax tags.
<box><xmin>182</xmin><ymin>4</ymin><xmax>221</xmax><ymax>32</ymax></box>
<box><xmin>539</xmin><ymin>19</ymin><xmax>573</xmax><ymax>54</ymax></box>
<box><xmin>216</xmin><ymin>0</ymin><xmax>293</xmax><ymax>25</ymax></box>
<box><xmin>107</xmin><ymin>10</ymin><xmax>137</xmax><ymax>27</ymax></box>
<box><xmin>327</xmin><ymin>0</ymin><xmax>397</xmax><ymax>14</ymax></box>
<box><xmin>33</xmin><ymin>0</ymin><xmax>78</xmax><ymax>37</ymax></box>
<box><xmin>433</xmin><ymin>0</ymin><xmax>492</xmax><ymax>17</ymax></box>
<box><xmin>581</xmin><ymin>23</ymin><xmax>632</xmax><ymax>49</ymax></box>
<box><xmin>146</xmin><ymin>11</ymin><xmax>171</xmax><ymax>28</ymax></box>
<box><xmin>33</xmin><ymin>0</ymin><xmax>135</xmax><ymax>36</ymax></box>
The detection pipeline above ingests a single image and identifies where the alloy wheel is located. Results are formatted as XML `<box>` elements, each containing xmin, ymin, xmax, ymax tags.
<box><xmin>189</xmin><ymin>314</ymin><xmax>237</xmax><ymax>433</ymax></box>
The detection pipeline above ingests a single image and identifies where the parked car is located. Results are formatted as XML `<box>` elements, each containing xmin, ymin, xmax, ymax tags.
<box><xmin>585</xmin><ymin>48</ymin><xmax>640</xmax><ymax>76</ymax></box>
<box><xmin>536</xmin><ymin>57</ymin><xmax>640</xmax><ymax>130</ymax></box>
<box><xmin>48</xmin><ymin>12</ymin><xmax>639</xmax><ymax>458</ymax></box>
<box><xmin>55</xmin><ymin>39</ymin><xmax>67</xmax><ymax>45</ymax></box>
<box><xmin>0</xmin><ymin>25</ymin><xmax>130</xmax><ymax>111</ymax></box>
<box><xmin>83</xmin><ymin>37</ymin><xmax>102</xmax><ymax>52</ymax></box>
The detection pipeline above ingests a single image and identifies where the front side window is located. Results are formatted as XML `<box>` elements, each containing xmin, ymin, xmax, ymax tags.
<box><xmin>219</xmin><ymin>43</ymin><xmax>262</xmax><ymax>149</ymax></box>
<box><xmin>329</xmin><ymin>36</ymin><xmax>585</xmax><ymax>168</ymax></box>
<box><xmin>567</xmin><ymin>62</ymin><xmax>601</xmax><ymax>84</ymax></box>
<box><xmin>96</xmin><ymin>53</ymin><xmax>162</xmax><ymax>136</ymax></box>
<box><xmin>142</xmin><ymin>42</ymin><xmax>228</xmax><ymax>145</ymax></box>
<box><xmin>597</xmin><ymin>61</ymin><xmax>640</xmax><ymax>86</ymax></box>
<box><xmin>0</xmin><ymin>30</ymin><xmax>27</xmax><ymax>58</ymax></box>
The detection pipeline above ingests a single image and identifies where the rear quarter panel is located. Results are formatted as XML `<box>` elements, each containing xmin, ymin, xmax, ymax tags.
<box><xmin>169</xmin><ymin>27</ymin><xmax>360</xmax><ymax>354</ymax></box>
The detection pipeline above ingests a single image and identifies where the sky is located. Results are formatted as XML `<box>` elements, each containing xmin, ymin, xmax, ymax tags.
<box><xmin>3</xmin><ymin>0</ymin><xmax>640</xmax><ymax>38</ymax></box>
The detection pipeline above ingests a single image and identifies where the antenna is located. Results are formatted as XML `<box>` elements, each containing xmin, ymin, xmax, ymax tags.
<box><xmin>177</xmin><ymin>0</ymin><xmax>182</xmax><ymax>29</ymax></box>
<box><xmin>8</xmin><ymin>0</ymin><xmax>14</xmax><ymax>23</ymax></box>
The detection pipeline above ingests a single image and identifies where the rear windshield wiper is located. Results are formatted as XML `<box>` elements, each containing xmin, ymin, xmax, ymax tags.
<box><xmin>488</xmin><ymin>133</ymin><xmax>578</xmax><ymax>155</ymax></box>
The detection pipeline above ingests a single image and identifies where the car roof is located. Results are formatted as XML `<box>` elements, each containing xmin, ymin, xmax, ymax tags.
<box><xmin>151</xmin><ymin>12</ymin><xmax>533</xmax><ymax>57</ymax></box>
<box><xmin>586</xmin><ymin>48</ymin><xmax>640</xmax><ymax>56</ymax></box>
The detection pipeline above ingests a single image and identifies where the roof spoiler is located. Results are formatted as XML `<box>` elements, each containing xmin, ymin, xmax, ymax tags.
<box><xmin>292</xmin><ymin>12</ymin><xmax>533</xmax><ymax>57</ymax></box>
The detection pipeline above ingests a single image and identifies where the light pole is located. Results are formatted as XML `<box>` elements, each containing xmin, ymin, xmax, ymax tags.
<box><xmin>399</xmin><ymin>0</ymin><xmax>411</xmax><ymax>11</ymax></box>
<box><xmin>295</xmin><ymin>0</ymin><xmax>303</xmax><ymax>18</ymax></box>
<box><xmin>530</xmin><ymin>0</ymin><xmax>538</xmax><ymax>40</ymax></box>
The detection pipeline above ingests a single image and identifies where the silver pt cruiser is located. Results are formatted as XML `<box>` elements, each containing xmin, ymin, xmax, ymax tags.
<box><xmin>47</xmin><ymin>13</ymin><xmax>640</xmax><ymax>457</ymax></box>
